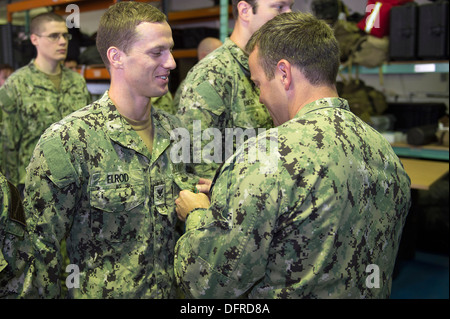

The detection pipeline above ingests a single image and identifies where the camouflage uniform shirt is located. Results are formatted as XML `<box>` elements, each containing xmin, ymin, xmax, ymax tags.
<box><xmin>176</xmin><ymin>38</ymin><xmax>273</xmax><ymax>179</ymax></box>
<box><xmin>175</xmin><ymin>98</ymin><xmax>411</xmax><ymax>299</ymax></box>
<box><xmin>152</xmin><ymin>91</ymin><xmax>176</xmax><ymax>115</ymax></box>
<box><xmin>0</xmin><ymin>60</ymin><xmax>91</xmax><ymax>186</ymax></box>
<box><xmin>0</xmin><ymin>173</ymin><xmax>36</xmax><ymax>298</ymax></box>
<box><xmin>24</xmin><ymin>92</ymin><xmax>197</xmax><ymax>298</ymax></box>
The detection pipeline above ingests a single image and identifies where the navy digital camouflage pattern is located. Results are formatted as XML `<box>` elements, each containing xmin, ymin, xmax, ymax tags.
<box><xmin>153</xmin><ymin>92</ymin><xmax>176</xmax><ymax>115</ymax></box>
<box><xmin>24</xmin><ymin>92</ymin><xmax>198</xmax><ymax>298</ymax></box>
<box><xmin>175</xmin><ymin>98</ymin><xmax>411</xmax><ymax>298</ymax></box>
<box><xmin>0</xmin><ymin>60</ymin><xmax>91</xmax><ymax>186</ymax></box>
<box><xmin>0</xmin><ymin>173</ymin><xmax>36</xmax><ymax>298</ymax></box>
<box><xmin>176</xmin><ymin>38</ymin><xmax>273</xmax><ymax>179</ymax></box>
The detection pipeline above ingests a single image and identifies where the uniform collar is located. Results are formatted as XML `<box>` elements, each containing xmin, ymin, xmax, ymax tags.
<box><xmin>294</xmin><ymin>97</ymin><xmax>350</xmax><ymax>120</ymax></box>
<box><xmin>223</xmin><ymin>38</ymin><xmax>250</xmax><ymax>76</ymax></box>
<box><xmin>27</xmin><ymin>59</ymin><xmax>73</xmax><ymax>91</ymax></box>
<box><xmin>100</xmin><ymin>91</ymin><xmax>172</xmax><ymax>164</ymax></box>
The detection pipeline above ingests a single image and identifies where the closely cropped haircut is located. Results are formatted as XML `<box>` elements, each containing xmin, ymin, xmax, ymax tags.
<box><xmin>246</xmin><ymin>12</ymin><xmax>340</xmax><ymax>86</ymax></box>
<box><xmin>30</xmin><ymin>12</ymin><xmax>65</xmax><ymax>35</ymax></box>
<box><xmin>96</xmin><ymin>2</ymin><xmax>167</xmax><ymax>69</ymax></box>
<box><xmin>232</xmin><ymin>0</ymin><xmax>258</xmax><ymax>20</ymax></box>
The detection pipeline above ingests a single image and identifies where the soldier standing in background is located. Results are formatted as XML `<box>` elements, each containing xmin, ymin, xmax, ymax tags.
<box><xmin>175</xmin><ymin>0</ymin><xmax>294</xmax><ymax>180</ymax></box>
<box><xmin>174</xmin><ymin>12</ymin><xmax>411</xmax><ymax>299</ymax></box>
<box><xmin>24</xmin><ymin>2</ymin><xmax>198</xmax><ymax>298</ymax></box>
<box><xmin>172</xmin><ymin>37</ymin><xmax>223</xmax><ymax>112</ymax></box>
<box><xmin>0</xmin><ymin>12</ymin><xmax>91</xmax><ymax>194</ymax></box>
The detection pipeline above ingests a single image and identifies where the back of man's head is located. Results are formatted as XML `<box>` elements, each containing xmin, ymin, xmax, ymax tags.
<box><xmin>246</xmin><ymin>11</ymin><xmax>340</xmax><ymax>87</ymax></box>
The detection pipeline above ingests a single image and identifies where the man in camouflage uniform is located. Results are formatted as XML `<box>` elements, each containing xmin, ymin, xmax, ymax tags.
<box><xmin>0</xmin><ymin>12</ymin><xmax>91</xmax><ymax>192</ymax></box>
<box><xmin>1</xmin><ymin>173</ymin><xmax>36</xmax><ymax>298</ymax></box>
<box><xmin>175</xmin><ymin>0</ymin><xmax>294</xmax><ymax>179</ymax></box>
<box><xmin>173</xmin><ymin>37</ymin><xmax>223</xmax><ymax>112</ymax></box>
<box><xmin>174</xmin><ymin>12</ymin><xmax>411</xmax><ymax>298</ymax></box>
<box><xmin>24</xmin><ymin>2</ymin><xmax>197</xmax><ymax>298</ymax></box>
<box><xmin>152</xmin><ymin>92</ymin><xmax>176</xmax><ymax>115</ymax></box>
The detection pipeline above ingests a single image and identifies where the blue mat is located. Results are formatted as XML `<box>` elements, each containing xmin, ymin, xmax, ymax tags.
<box><xmin>391</xmin><ymin>252</ymin><xmax>449</xmax><ymax>299</ymax></box>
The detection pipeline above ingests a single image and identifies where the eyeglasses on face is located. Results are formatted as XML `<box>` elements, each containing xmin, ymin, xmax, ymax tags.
<box><xmin>35</xmin><ymin>33</ymin><xmax>72</xmax><ymax>42</ymax></box>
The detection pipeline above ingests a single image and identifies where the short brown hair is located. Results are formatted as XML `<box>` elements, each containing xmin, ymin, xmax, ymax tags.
<box><xmin>246</xmin><ymin>12</ymin><xmax>340</xmax><ymax>86</ymax></box>
<box><xmin>30</xmin><ymin>12</ymin><xmax>65</xmax><ymax>35</ymax></box>
<box><xmin>96</xmin><ymin>2</ymin><xmax>166</xmax><ymax>69</ymax></box>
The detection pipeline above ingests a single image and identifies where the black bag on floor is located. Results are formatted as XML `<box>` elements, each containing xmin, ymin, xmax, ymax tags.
<box><xmin>386</xmin><ymin>102</ymin><xmax>447</xmax><ymax>131</ymax></box>
<box><xmin>389</xmin><ymin>2</ymin><xmax>418</xmax><ymax>60</ymax></box>
<box><xmin>417</xmin><ymin>1</ymin><xmax>449</xmax><ymax>59</ymax></box>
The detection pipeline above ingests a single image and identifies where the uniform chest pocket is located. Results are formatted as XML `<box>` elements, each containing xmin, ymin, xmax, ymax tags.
<box><xmin>89</xmin><ymin>171</ymin><xmax>146</xmax><ymax>243</ymax></box>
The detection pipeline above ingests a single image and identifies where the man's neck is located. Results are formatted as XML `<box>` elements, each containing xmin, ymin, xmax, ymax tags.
<box><xmin>34</xmin><ymin>56</ymin><xmax>61</xmax><ymax>75</ymax></box>
<box><xmin>109</xmin><ymin>80</ymin><xmax>152</xmax><ymax>122</ymax></box>
<box><xmin>289</xmin><ymin>86</ymin><xmax>339</xmax><ymax>120</ymax></box>
<box><xmin>229</xmin><ymin>22</ymin><xmax>251</xmax><ymax>51</ymax></box>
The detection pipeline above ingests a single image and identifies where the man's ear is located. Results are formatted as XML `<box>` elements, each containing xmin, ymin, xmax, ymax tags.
<box><xmin>237</xmin><ymin>0</ymin><xmax>253</xmax><ymax>22</ymax></box>
<box><xmin>107</xmin><ymin>46</ymin><xmax>123</xmax><ymax>69</ymax></box>
<box><xmin>277</xmin><ymin>59</ymin><xmax>292</xmax><ymax>91</ymax></box>
<box><xmin>30</xmin><ymin>34</ymin><xmax>39</xmax><ymax>46</ymax></box>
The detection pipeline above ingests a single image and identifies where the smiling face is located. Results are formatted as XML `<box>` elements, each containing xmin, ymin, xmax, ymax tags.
<box><xmin>120</xmin><ymin>21</ymin><xmax>176</xmax><ymax>99</ymax></box>
<box><xmin>31</xmin><ymin>20</ymin><xmax>69</xmax><ymax>63</ymax></box>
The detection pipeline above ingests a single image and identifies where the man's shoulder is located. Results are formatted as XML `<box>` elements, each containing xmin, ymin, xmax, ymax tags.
<box><xmin>5</xmin><ymin>64</ymin><xmax>34</xmax><ymax>83</ymax></box>
<box><xmin>153</xmin><ymin>106</ymin><xmax>185</xmax><ymax>131</ymax></box>
<box><xmin>43</xmin><ymin>101</ymin><xmax>104</xmax><ymax>136</ymax></box>
<box><xmin>0</xmin><ymin>64</ymin><xmax>36</xmax><ymax>106</ymax></box>
<box><xmin>185</xmin><ymin>45</ymin><xmax>236</xmax><ymax>81</ymax></box>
